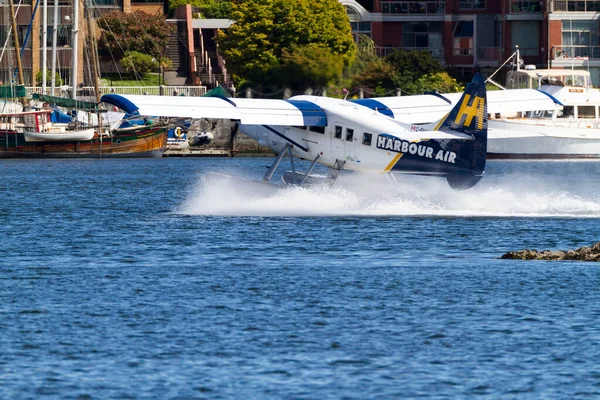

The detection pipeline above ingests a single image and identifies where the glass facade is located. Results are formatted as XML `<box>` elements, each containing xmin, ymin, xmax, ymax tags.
<box><xmin>562</xmin><ymin>20</ymin><xmax>600</xmax><ymax>59</ymax></box>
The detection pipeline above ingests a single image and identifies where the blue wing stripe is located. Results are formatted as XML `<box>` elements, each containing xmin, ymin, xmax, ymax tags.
<box><xmin>349</xmin><ymin>99</ymin><xmax>394</xmax><ymax>118</ymax></box>
<box><xmin>100</xmin><ymin>94</ymin><xmax>140</xmax><ymax>114</ymax></box>
<box><xmin>286</xmin><ymin>100</ymin><xmax>327</xmax><ymax>126</ymax></box>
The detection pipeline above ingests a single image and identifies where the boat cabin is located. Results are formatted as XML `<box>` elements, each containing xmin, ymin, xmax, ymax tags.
<box><xmin>0</xmin><ymin>110</ymin><xmax>56</xmax><ymax>133</ymax></box>
<box><xmin>507</xmin><ymin>68</ymin><xmax>591</xmax><ymax>90</ymax></box>
<box><xmin>506</xmin><ymin>67</ymin><xmax>600</xmax><ymax>121</ymax></box>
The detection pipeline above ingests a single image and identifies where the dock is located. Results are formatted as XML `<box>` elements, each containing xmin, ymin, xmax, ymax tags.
<box><xmin>163</xmin><ymin>148</ymin><xmax>238</xmax><ymax>157</ymax></box>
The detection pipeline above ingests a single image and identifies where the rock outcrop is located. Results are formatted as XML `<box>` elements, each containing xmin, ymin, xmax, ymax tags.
<box><xmin>500</xmin><ymin>241</ymin><xmax>600</xmax><ymax>261</ymax></box>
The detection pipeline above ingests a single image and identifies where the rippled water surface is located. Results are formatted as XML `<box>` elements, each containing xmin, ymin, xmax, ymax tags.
<box><xmin>1</xmin><ymin>158</ymin><xmax>599</xmax><ymax>399</ymax></box>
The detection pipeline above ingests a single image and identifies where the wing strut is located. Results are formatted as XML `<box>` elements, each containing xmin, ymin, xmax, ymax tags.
<box><xmin>263</xmin><ymin>144</ymin><xmax>343</xmax><ymax>187</ymax></box>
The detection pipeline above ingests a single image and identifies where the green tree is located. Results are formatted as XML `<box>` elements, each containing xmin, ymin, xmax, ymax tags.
<box><xmin>120</xmin><ymin>51</ymin><xmax>158</xmax><ymax>76</ymax></box>
<box><xmin>217</xmin><ymin>0</ymin><xmax>356</xmax><ymax>91</ymax></box>
<box><xmin>168</xmin><ymin>0</ymin><xmax>231</xmax><ymax>18</ymax></box>
<box><xmin>273</xmin><ymin>44</ymin><xmax>345</xmax><ymax>90</ymax></box>
<box><xmin>97</xmin><ymin>11</ymin><xmax>174</xmax><ymax>58</ymax></box>
<box><xmin>35</xmin><ymin>69</ymin><xmax>62</xmax><ymax>86</ymax></box>
<box><xmin>413</xmin><ymin>72</ymin><xmax>464</xmax><ymax>94</ymax></box>
<box><xmin>351</xmin><ymin>57</ymin><xmax>398</xmax><ymax>96</ymax></box>
<box><xmin>385</xmin><ymin>49</ymin><xmax>444</xmax><ymax>94</ymax></box>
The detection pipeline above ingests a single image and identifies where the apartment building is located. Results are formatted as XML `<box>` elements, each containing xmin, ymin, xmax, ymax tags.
<box><xmin>0</xmin><ymin>0</ymin><xmax>165</xmax><ymax>86</ymax></box>
<box><xmin>342</xmin><ymin>0</ymin><xmax>600</xmax><ymax>85</ymax></box>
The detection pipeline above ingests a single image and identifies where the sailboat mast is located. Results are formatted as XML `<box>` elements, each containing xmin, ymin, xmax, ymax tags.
<box><xmin>8</xmin><ymin>0</ymin><xmax>25</xmax><ymax>85</ymax></box>
<box><xmin>50</xmin><ymin>0</ymin><xmax>58</xmax><ymax>94</ymax></box>
<box><xmin>71</xmin><ymin>0</ymin><xmax>79</xmax><ymax>99</ymax></box>
<box><xmin>42</xmin><ymin>0</ymin><xmax>47</xmax><ymax>91</ymax></box>
<box><xmin>86</xmin><ymin>0</ymin><xmax>100</xmax><ymax>102</ymax></box>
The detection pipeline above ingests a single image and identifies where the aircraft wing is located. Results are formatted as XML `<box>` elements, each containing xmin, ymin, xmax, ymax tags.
<box><xmin>348</xmin><ymin>89</ymin><xmax>562</xmax><ymax>124</ymax></box>
<box><xmin>100</xmin><ymin>94</ymin><xmax>327</xmax><ymax>126</ymax></box>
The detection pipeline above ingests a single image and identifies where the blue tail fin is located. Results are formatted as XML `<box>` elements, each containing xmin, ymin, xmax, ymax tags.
<box><xmin>437</xmin><ymin>73</ymin><xmax>487</xmax><ymax>176</ymax></box>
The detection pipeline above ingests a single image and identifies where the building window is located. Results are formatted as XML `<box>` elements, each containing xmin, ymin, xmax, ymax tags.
<box><xmin>510</xmin><ymin>1</ymin><xmax>542</xmax><ymax>13</ymax></box>
<box><xmin>334</xmin><ymin>125</ymin><xmax>342</xmax><ymax>139</ymax></box>
<box><xmin>346</xmin><ymin>128</ymin><xmax>354</xmax><ymax>142</ymax></box>
<box><xmin>453</xmin><ymin>21</ymin><xmax>473</xmax><ymax>56</ymax></box>
<box><xmin>363</xmin><ymin>132</ymin><xmax>373</xmax><ymax>146</ymax></box>
<box><xmin>40</xmin><ymin>25</ymin><xmax>72</xmax><ymax>47</ymax></box>
<box><xmin>381</xmin><ymin>1</ymin><xmax>445</xmax><ymax>14</ymax></box>
<box><xmin>512</xmin><ymin>21</ymin><xmax>540</xmax><ymax>57</ymax></box>
<box><xmin>350</xmin><ymin>21</ymin><xmax>372</xmax><ymax>41</ymax></box>
<box><xmin>553</xmin><ymin>1</ymin><xmax>600</xmax><ymax>12</ymax></box>
<box><xmin>562</xmin><ymin>20</ymin><xmax>600</xmax><ymax>60</ymax></box>
<box><xmin>402</xmin><ymin>22</ymin><xmax>443</xmax><ymax>58</ymax></box>
<box><xmin>459</xmin><ymin>0</ymin><xmax>486</xmax><ymax>9</ymax></box>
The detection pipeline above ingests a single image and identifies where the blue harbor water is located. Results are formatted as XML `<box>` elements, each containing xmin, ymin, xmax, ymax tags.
<box><xmin>1</xmin><ymin>157</ymin><xmax>600</xmax><ymax>399</ymax></box>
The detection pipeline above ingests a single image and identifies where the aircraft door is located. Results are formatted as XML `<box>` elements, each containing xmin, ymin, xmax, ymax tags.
<box><xmin>330</xmin><ymin>122</ymin><xmax>345</xmax><ymax>162</ymax></box>
<box><xmin>343</xmin><ymin>126</ymin><xmax>358</xmax><ymax>163</ymax></box>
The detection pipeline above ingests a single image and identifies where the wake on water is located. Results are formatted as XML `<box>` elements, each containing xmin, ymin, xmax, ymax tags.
<box><xmin>178</xmin><ymin>170</ymin><xmax>600</xmax><ymax>218</ymax></box>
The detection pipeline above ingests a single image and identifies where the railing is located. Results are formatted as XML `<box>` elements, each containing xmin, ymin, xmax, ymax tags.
<box><xmin>553</xmin><ymin>46</ymin><xmax>600</xmax><ymax>59</ymax></box>
<box><xmin>509</xmin><ymin>1</ymin><xmax>543</xmax><ymax>12</ymax></box>
<box><xmin>477</xmin><ymin>46</ymin><xmax>503</xmax><ymax>61</ymax></box>
<box><xmin>551</xmin><ymin>0</ymin><xmax>600</xmax><ymax>12</ymax></box>
<box><xmin>381</xmin><ymin>1</ymin><xmax>445</xmax><ymax>14</ymax></box>
<box><xmin>516</xmin><ymin>47</ymin><xmax>541</xmax><ymax>56</ymax></box>
<box><xmin>376</xmin><ymin>46</ymin><xmax>444</xmax><ymax>60</ymax></box>
<box><xmin>26</xmin><ymin>86</ymin><xmax>208</xmax><ymax>97</ymax></box>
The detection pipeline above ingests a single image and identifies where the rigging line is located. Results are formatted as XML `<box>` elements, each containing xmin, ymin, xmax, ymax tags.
<box><xmin>20</xmin><ymin>0</ymin><xmax>41</xmax><ymax>59</ymax></box>
<box><xmin>1</xmin><ymin>0</ymin><xmax>23</xmax><ymax>80</ymax></box>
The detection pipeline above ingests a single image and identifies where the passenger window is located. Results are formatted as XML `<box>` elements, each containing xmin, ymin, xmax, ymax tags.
<box><xmin>334</xmin><ymin>125</ymin><xmax>342</xmax><ymax>139</ymax></box>
<box><xmin>346</xmin><ymin>128</ymin><xmax>354</xmax><ymax>142</ymax></box>
<box><xmin>309</xmin><ymin>126</ymin><xmax>325</xmax><ymax>134</ymax></box>
<box><xmin>363</xmin><ymin>132</ymin><xmax>372</xmax><ymax>146</ymax></box>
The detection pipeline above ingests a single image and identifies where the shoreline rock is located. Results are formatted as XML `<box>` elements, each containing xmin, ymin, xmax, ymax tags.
<box><xmin>500</xmin><ymin>241</ymin><xmax>600</xmax><ymax>261</ymax></box>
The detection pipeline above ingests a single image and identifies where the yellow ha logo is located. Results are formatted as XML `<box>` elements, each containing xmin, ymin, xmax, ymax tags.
<box><xmin>453</xmin><ymin>94</ymin><xmax>485</xmax><ymax>129</ymax></box>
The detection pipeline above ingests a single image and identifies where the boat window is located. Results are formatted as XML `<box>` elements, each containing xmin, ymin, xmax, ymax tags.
<box><xmin>334</xmin><ymin>125</ymin><xmax>343</xmax><ymax>139</ymax></box>
<box><xmin>574</xmin><ymin>75</ymin><xmax>586</xmax><ymax>87</ymax></box>
<box><xmin>309</xmin><ymin>126</ymin><xmax>325</xmax><ymax>134</ymax></box>
<box><xmin>561</xmin><ymin>106</ymin><xmax>575</xmax><ymax>118</ymax></box>
<box><xmin>346</xmin><ymin>128</ymin><xmax>354</xmax><ymax>142</ymax></box>
<box><xmin>292</xmin><ymin>126</ymin><xmax>306</xmax><ymax>130</ymax></box>
<box><xmin>526</xmin><ymin>110</ymin><xmax>553</xmax><ymax>119</ymax></box>
<box><xmin>578</xmin><ymin>106</ymin><xmax>595</xmax><ymax>118</ymax></box>
<box><xmin>363</xmin><ymin>132</ymin><xmax>373</xmax><ymax>146</ymax></box>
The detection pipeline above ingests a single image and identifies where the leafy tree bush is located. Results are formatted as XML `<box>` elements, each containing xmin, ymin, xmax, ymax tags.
<box><xmin>385</xmin><ymin>49</ymin><xmax>444</xmax><ymax>94</ymax></box>
<box><xmin>273</xmin><ymin>44</ymin><xmax>345</xmax><ymax>90</ymax></box>
<box><xmin>120</xmin><ymin>51</ymin><xmax>158</xmax><ymax>76</ymax></box>
<box><xmin>35</xmin><ymin>69</ymin><xmax>62</xmax><ymax>86</ymax></box>
<box><xmin>217</xmin><ymin>0</ymin><xmax>355</xmax><ymax>91</ymax></box>
<box><xmin>97</xmin><ymin>11</ymin><xmax>174</xmax><ymax>58</ymax></box>
<box><xmin>168</xmin><ymin>0</ymin><xmax>231</xmax><ymax>18</ymax></box>
<box><xmin>413</xmin><ymin>72</ymin><xmax>464</xmax><ymax>94</ymax></box>
<box><xmin>351</xmin><ymin>58</ymin><xmax>398</xmax><ymax>96</ymax></box>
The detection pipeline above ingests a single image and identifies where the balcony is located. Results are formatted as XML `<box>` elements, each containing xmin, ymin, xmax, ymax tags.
<box><xmin>377</xmin><ymin>46</ymin><xmax>444</xmax><ymax>60</ymax></box>
<box><xmin>381</xmin><ymin>1</ymin><xmax>445</xmax><ymax>14</ymax></box>
<box><xmin>477</xmin><ymin>46</ymin><xmax>503</xmax><ymax>61</ymax></box>
<box><xmin>509</xmin><ymin>1</ymin><xmax>543</xmax><ymax>12</ymax></box>
<box><xmin>551</xmin><ymin>0</ymin><xmax>600</xmax><ymax>12</ymax></box>
<box><xmin>553</xmin><ymin>46</ymin><xmax>600</xmax><ymax>59</ymax></box>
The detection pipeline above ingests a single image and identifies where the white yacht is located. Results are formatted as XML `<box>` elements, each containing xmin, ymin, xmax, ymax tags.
<box><xmin>488</xmin><ymin>60</ymin><xmax>600</xmax><ymax>159</ymax></box>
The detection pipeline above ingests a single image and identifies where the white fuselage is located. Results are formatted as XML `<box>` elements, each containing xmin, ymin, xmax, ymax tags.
<box><xmin>240</xmin><ymin>96</ymin><xmax>461</xmax><ymax>173</ymax></box>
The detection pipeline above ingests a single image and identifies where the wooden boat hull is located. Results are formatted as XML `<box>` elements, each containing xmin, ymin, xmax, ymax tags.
<box><xmin>0</xmin><ymin>124</ymin><xmax>168</xmax><ymax>158</ymax></box>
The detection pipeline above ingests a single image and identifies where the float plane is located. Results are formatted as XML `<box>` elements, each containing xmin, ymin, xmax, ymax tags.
<box><xmin>100</xmin><ymin>74</ymin><xmax>551</xmax><ymax>190</ymax></box>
